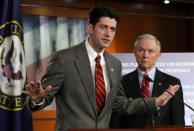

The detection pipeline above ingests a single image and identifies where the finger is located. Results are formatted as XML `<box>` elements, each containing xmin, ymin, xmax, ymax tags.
<box><xmin>25</xmin><ymin>84</ymin><xmax>34</xmax><ymax>92</ymax></box>
<box><xmin>27</xmin><ymin>83</ymin><xmax>41</xmax><ymax>96</ymax></box>
<box><xmin>36</xmin><ymin>81</ymin><xmax>41</xmax><ymax>88</ymax></box>
<box><xmin>46</xmin><ymin>85</ymin><xmax>52</xmax><ymax>92</ymax></box>
<box><xmin>166</xmin><ymin>85</ymin><xmax>180</xmax><ymax>97</ymax></box>
<box><xmin>41</xmin><ymin>85</ymin><xmax>52</xmax><ymax>96</ymax></box>
<box><xmin>174</xmin><ymin>85</ymin><xmax>180</xmax><ymax>91</ymax></box>
<box><xmin>168</xmin><ymin>85</ymin><xmax>180</xmax><ymax>93</ymax></box>
<box><xmin>27</xmin><ymin>83</ymin><xmax>36</xmax><ymax>92</ymax></box>
<box><xmin>25</xmin><ymin>83</ymin><xmax>29</xmax><ymax>90</ymax></box>
<box><xmin>30</xmin><ymin>81</ymin><xmax>35</xmax><ymax>88</ymax></box>
<box><xmin>22</xmin><ymin>90</ymin><xmax>31</xmax><ymax>96</ymax></box>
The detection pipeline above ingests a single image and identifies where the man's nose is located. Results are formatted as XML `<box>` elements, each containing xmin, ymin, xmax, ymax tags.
<box><xmin>105</xmin><ymin>28</ymin><xmax>111</xmax><ymax>36</ymax></box>
<box><xmin>143</xmin><ymin>51</ymin><xmax>149</xmax><ymax>57</ymax></box>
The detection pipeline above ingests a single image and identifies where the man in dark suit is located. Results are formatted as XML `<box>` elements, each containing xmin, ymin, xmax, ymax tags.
<box><xmin>111</xmin><ymin>34</ymin><xmax>185</xmax><ymax>128</ymax></box>
<box><xmin>24</xmin><ymin>8</ymin><xmax>180</xmax><ymax>131</ymax></box>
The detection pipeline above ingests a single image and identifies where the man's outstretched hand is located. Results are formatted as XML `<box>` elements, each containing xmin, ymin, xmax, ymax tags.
<box><xmin>23</xmin><ymin>81</ymin><xmax>52</xmax><ymax>104</ymax></box>
<box><xmin>156</xmin><ymin>85</ymin><xmax>180</xmax><ymax>107</ymax></box>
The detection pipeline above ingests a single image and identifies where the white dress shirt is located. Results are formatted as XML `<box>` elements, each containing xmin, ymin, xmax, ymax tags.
<box><xmin>85</xmin><ymin>38</ymin><xmax>110</xmax><ymax>99</ymax></box>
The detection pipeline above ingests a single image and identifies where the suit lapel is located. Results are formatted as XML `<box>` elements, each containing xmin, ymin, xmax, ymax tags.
<box><xmin>152</xmin><ymin>69</ymin><xmax>164</xmax><ymax>97</ymax></box>
<box><xmin>104</xmin><ymin>52</ymin><xmax>114</xmax><ymax>90</ymax></box>
<box><xmin>132</xmin><ymin>70</ymin><xmax>142</xmax><ymax>97</ymax></box>
<box><xmin>99</xmin><ymin>52</ymin><xmax>117</xmax><ymax>117</ymax></box>
<box><xmin>73</xmin><ymin>43</ymin><xmax>97</xmax><ymax>115</ymax></box>
<box><xmin>105</xmin><ymin>53</ymin><xmax>114</xmax><ymax>97</ymax></box>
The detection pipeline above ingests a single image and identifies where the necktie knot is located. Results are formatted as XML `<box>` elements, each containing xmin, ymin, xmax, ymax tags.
<box><xmin>144</xmin><ymin>74</ymin><xmax>149</xmax><ymax>80</ymax></box>
<box><xmin>144</xmin><ymin>74</ymin><xmax>152</xmax><ymax>82</ymax></box>
<box><xmin>95</xmin><ymin>55</ymin><xmax>101</xmax><ymax>63</ymax></box>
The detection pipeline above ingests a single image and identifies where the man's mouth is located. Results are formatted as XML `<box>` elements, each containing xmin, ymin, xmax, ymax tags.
<box><xmin>102</xmin><ymin>38</ymin><xmax>110</xmax><ymax>43</ymax></box>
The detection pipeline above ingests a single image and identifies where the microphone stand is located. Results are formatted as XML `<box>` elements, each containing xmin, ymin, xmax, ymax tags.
<box><xmin>165</xmin><ymin>90</ymin><xmax>194</xmax><ymax>112</ymax></box>
<box><xmin>141</xmin><ymin>77</ymin><xmax>155</xmax><ymax>130</ymax></box>
<box><xmin>141</xmin><ymin>98</ymin><xmax>155</xmax><ymax>130</ymax></box>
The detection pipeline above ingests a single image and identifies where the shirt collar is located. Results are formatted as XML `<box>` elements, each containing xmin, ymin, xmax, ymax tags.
<box><xmin>85</xmin><ymin>37</ymin><xmax>104</xmax><ymax>60</ymax></box>
<box><xmin>137</xmin><ymin>67</ymin><xmax>156</xmax><ymax>82</ymax></box>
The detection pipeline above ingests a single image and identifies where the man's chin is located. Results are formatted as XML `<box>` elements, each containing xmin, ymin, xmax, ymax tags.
<box><xmin>102</xmin><ymin>44</ymin><xmax>110</xmax><ymax>49</ymax></box>
<box><xmin>139</xmin><ymin>65</ymin><xmax>150</xmax><ymax>71</ymax></box>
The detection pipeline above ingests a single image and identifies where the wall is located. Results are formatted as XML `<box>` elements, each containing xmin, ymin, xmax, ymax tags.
<box><xmin>21</xmin><ymin>0</ymin><xmax>194</xmax><ymax>53</ymax></box>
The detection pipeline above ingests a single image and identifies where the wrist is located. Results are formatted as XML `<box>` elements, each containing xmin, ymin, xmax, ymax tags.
<box><xmin>156</xmin><ymin>104</ymin><xmax>160</xmax><ymax>110</ymax></box>
<box><xmin>155</xmin><ymin>97</ymin><xmax>161</xmax><ymax>107</ymax></box>
<box><xmin>31</xmin><ymin>98</ymin><xmax>45</xmax><ymax>106</ymax></box>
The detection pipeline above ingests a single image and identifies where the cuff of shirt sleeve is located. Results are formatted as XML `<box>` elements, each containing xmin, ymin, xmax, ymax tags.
<box><xmin>156</xmin><ymin>104</ymin><xmax>160</xmax><ymax>110</ymax></box>
<box><xmin>31</xmin><ymin>98</ymin><xmax>45</xmax><ymax>106</ymax></box>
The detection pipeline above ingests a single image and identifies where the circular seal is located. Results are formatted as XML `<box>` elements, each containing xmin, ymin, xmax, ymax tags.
<box><xmin>0</xmin><ymin>35</ymin><xmax>26</xmax><ymax>96</ymax></box>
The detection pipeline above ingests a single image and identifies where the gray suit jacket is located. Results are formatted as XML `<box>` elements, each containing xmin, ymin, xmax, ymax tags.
<box><xmin>30</xmin><ymin>41</ymin><xmax>157</xmax><ymax>130</ymax></box>
<box><xmin>31</xmin><ymin>41</ymin><xmax>122</xmax><ymax>130</ymax></box>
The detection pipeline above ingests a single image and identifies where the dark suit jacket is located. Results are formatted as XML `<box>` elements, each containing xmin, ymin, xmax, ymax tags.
<box><xmin>110</xmin><ymin>68</ymin><xmax>185</xmax><ymax>128</ymax></box>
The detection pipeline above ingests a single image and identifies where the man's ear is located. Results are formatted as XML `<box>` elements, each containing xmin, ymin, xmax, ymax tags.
<box><xmin>87</xmin><ymin>23</ymin><xmax>94</xmax><ymax>35</ymax></box>
<box><xmin>157</xmin><ymin>52</ymin><xmax>161</xmax><ymax>59</ymax></box>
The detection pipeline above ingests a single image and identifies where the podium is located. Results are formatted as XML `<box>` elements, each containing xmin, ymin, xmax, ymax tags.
<box><xmin>68</xmin><ymin>126</ymin><xmax>194</xmax><ymax>131</ymax></box>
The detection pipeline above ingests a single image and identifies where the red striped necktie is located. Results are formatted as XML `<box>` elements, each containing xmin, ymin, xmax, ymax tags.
<box><xmin>95</xmin><ymin>55</ymin><xmax>106</xmax><ymax>114</ymax></box>
<box><xmin>141</xmin><ymin>73</ymin><xmax>150</xmax><ymax>98</ymax></box>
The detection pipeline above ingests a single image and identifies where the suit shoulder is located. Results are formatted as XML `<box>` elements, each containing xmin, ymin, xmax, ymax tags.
<box><xmin>121</xmin><ymin>70</ymin><xmax>137</xmax><ymax>83</ymax></box>
<box><xmin>52</xmin><ymin>42</ymin><xmax>84</xmax><ymax>59</ymax></box>
<box><xmin>106</xmin><ymin>52</ymin><xmax>121</xmax><ymax>64</ymax></box>
<box><xmin>123</xmin><ymin>70</ymin><xmax>137</xmax><ymax>78</ymax></box>
<box><xmin>157</xmin><ymin>70</ymin><xmax>180</xmax><ymax>81</ymax></box>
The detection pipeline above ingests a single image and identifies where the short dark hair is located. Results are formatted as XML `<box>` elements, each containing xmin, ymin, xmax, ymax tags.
<box><xmin>89</xmin><ymin>7</ymin><xmax>120</xmax><ymax>26</ymax></box>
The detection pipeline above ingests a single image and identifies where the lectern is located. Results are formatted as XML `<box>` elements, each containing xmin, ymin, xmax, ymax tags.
<box><xmin>68</xmin><ymin>127</ymin><xmax>194</xmax><ymax>131</ymax></box>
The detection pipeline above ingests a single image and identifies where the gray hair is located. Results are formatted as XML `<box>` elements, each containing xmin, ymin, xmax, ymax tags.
<box><xmin>134</xmin><ymin>34</ymin><xmax>161</xmax><ymax>52</ymax></box>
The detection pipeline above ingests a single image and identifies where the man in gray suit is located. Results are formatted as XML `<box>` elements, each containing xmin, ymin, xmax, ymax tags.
<box><xmin>24</xmin><ymin>7</ymin><xmax>180</xmax><ymax>131</ymax></box>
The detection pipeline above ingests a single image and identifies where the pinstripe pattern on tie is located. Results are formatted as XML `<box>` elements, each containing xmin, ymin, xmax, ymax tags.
<box><xmin>141</xmin><ymin>74</ymin><xmax>150</xmax><ymax>98</ymax></box>
<box><xmin>95</xmin><ymin>55</ymin><xmax>106</xmax><ymax>114</ymax></box>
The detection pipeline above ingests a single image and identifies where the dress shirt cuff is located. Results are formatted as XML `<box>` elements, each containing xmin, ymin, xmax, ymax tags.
<box><xmin>31</xmin><ymin>98</ymin><xmax>45</xmax><ymax>106</ymax></box>
<box><xmin>156</xmin><ymin>104</ymin><xmax>160</xmax><ymax>110</ymax></box>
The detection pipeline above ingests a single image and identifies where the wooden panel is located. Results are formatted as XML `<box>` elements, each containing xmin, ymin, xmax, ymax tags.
<box><xmin>21</xmin><ymin>0</ymin><xmax>95</xmax><ymax>9</ymax></box>
<box><xmin>21</xmin><ymin>4</ymin><xmax>90</xmax><ymax>18</ymax></box>
<box><xmin>68</xmin><ymin>127</ymin><xmax>194</xmax><ymax>131</ymax></box>
<box><xmin>21</xmin><ymin>0</ymin><xmax>194</xmax><ymax>52</ymax></box>
<box><xmin>21</xmin><ymin>0</ymin><xmax>95</xmax><ymax>18</ymax></box>
<box><xmin>95</xmin><ymin>0</ymin><xmax>191</xmax><ymax>17</ymax></box>
<box><xmin>33</xmin><ymin>110</ymin><xmax>56</xmax><ymax>131</ymax></box>
<box><xmin>107</xmin><ymin>14</ymin><xmax>191</xmax><ymax>53</ymax></box>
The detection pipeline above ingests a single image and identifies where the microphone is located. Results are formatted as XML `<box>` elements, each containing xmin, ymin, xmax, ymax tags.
<box><xmin>165</xmin><ymin>90</ymin><xmax>194</xmax><ymax>112</ymax></box>
<box><xmin>141</xmin><ymin>98</ymin><xmax>155</xmax><ymax>130</ymax></box>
